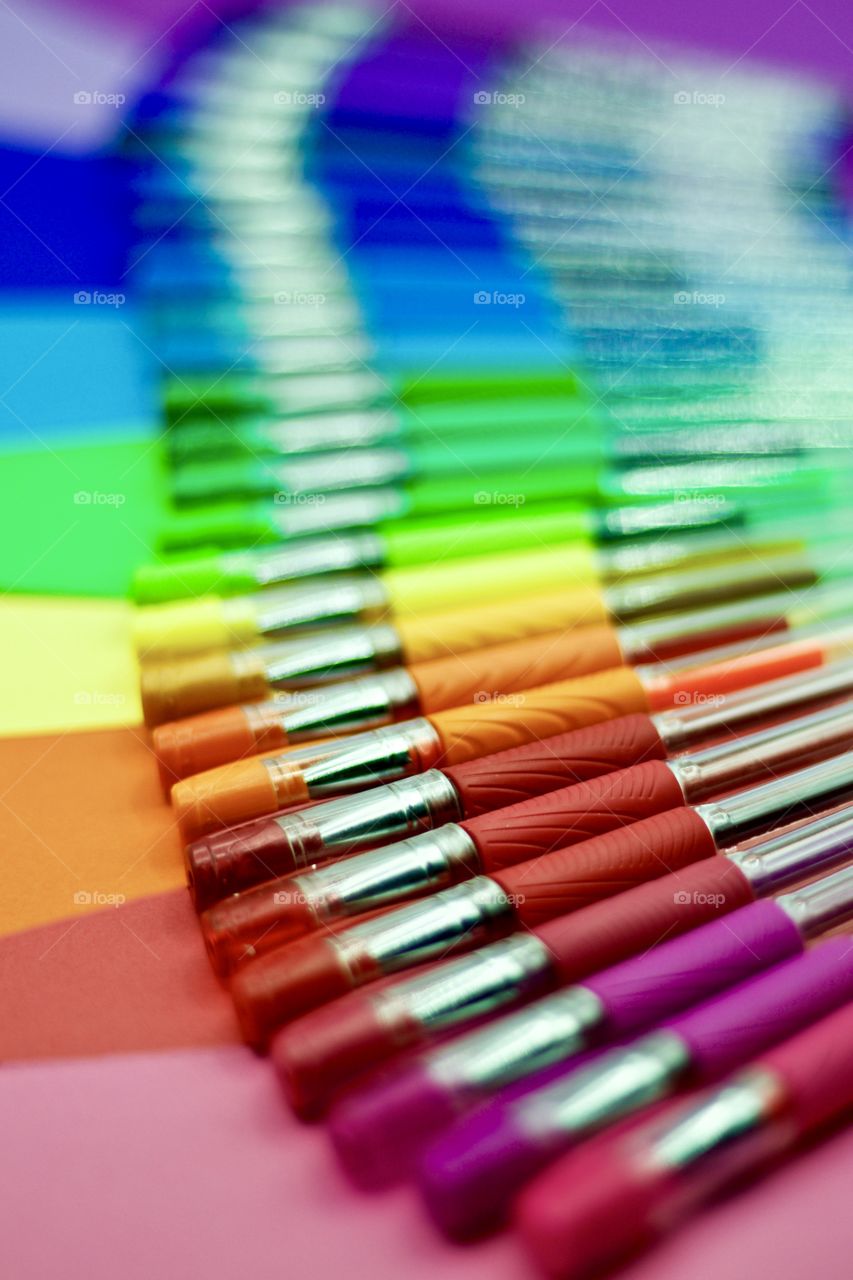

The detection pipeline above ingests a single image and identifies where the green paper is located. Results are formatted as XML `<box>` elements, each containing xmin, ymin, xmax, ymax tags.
<box><xmin>0</xmin><ymin>437</ymin><xmax>172</xmax><ymax>597</ymax></box>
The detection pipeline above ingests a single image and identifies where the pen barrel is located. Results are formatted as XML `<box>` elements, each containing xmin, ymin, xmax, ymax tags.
<box><xmin>777</xmin><ymin>863</ymin><xmax>853</xmax><ymax>937</ymax></box>
<box><xmin>729</xmin><ymin>809</ymin><xmax>853</xmax><ymax>896</ymax></box>
<box><xmin>536</xmin><ymin>858</ymin><xmax>756</xmax><ymax>983</ymax></box>
<box><xmin>385</xmin><ymin>544</ymin><xmax>600</xmax><ymax>617</ymax></box>
<box><xmin>602</xmin><ymin>553</ymin><xmax>817</xmax><ymax>620</ymax></box>
<box><xmin>756</xmin><ymin>1000</ymin><xmax>853</xmax><ymax>1134</ymax></box>
<box><xmin>499</xmin><ymin>808</ymin><xmax>719</xmax><ymax>927</ymax></box>
<box><xmin>664</xmin><ymin>937</ymin><xmax>853</xmax><ymax>1080</ymax></box>
<box><xmin>432</xmin><ymin>667</ymin><xmax>650</xmax><ymax>766</ymax></box>
<box><xmin>397</xmin><ymin>591</ymin><xmax>610</xmax><ymax>662</ymax></box>
<box><xmin>694</xmin><ymin>750</ymin><xmax>853</xmax><ymax>845</ymax></box>
<box><xmin>583</xmin><ymin>900</ymin><xmax>804</xmax><ymax>1037</ymax></box>
<box><xmin>409</xmin><ymin>625</ymin><xmax>625</xmax><ymax>714</ymax></box>
<box><xmin>468</xmin><ymin>761</ymin><xmax>688</xmax><ymax>874</ymax></box>
<box><xmin>668</xmin><ymin>701</ymin><xmax>853</xmax><ymax>801</ymax></box>
<box><xmin>444</xmin><ymin>713</ymin><xmax>666</xmax><ymax>816</ymax></box>
<box><xmin>651</xmin><ymin>657</ymin><xmax>853</xmax><ymax>749</ymax></box>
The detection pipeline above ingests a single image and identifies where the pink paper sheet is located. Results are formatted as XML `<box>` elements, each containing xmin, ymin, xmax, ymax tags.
<box><xmin>2</xmin><ymin>1045</ymin><xmax>852</xmax><ymax>1280</ymax></box>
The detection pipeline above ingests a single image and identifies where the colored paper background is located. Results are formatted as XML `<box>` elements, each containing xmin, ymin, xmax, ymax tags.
<box><xmin>2</xmin><ymin>3</ymin><xmax>852</xmax><ymax>1279</ymax></box>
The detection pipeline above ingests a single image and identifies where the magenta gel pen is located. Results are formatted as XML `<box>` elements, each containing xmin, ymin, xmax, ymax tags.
<box><xmin>415</xmin><ymin>936</ymin><xmax>853</xmax><ymax>1238</ymax></box>
<box><xmin>516</xmin><ymin>999</ymin><xmax>853</xmax><ymax>1279</ymax></box>
<box><xmin>328</xmin><ymin>862</ymin><xmax>853</xmax><ymax>1187</ymax></box>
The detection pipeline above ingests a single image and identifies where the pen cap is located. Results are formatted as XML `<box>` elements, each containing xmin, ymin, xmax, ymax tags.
<box><xmin>153</xmin><ymin>705</ymin><xmax>273</xmax><ymax>783</ymax></box>
<box><xmin>158</xmin><ymin>501</ymin><xmax>279</xmax><ymax>551</ymax></box>
<box><xmin>515</xmin><ymin>1122</ymin><xmax>678</xmax><ymax>1279</ymax></box>
<box><xmin>410</xmin><ymin>626</ymin><xmax>625</xmax><ymax>715</ymax></box>
<box><xmin>466</xmin><ymin>761</ymin><xmax>688</xmax><ymax>873</ymax></box>
<box><xmin>432</xmin><ymin>667</ymin><xmax>650</xmax><ymax>766</ymax></box>
<box><xmin>133</xmin><ymin>553</ymin><xmax>257</xmax><ymax>603</ymax></box>
<box><xmin>382</xmin><ymin>506</ymin><xmax>591</xmax><ymax>567</ymax></box>
<box><xmin>173</xmin><ymin>757</ymin><xmax>310</xmax><ymax>837</ymax></box>
<box><xmin>395</xmin><ymin>590</ymin><xmax>609</xmax><ymax>662</ymax></box>
<box><xmin>384</xmin><ymin>544</ymin><xmax>599</xmax><ymax>616</ymax></box>
<box><xmin>664</xmin><ymin>937</ymin><xmax>853</xmax><ymax>1080</ymax></box>
<box><xmin>756</xmin><ymin>999</ymin><xmax>853</xmax><ymax>1133</ymax></box>
<box><xmin>141</xmin><ymin>650</ymin><xmax>270</xmax><ymax>727</ymax></box>
<box><xmin>133</xmin><ymin>596</ymin><xmax>257</xmax><ymax>658</ymax></box>
<box><xmin>443</xmin><ymin>713</ymin><xmax>666</xmax><ymax>816</ymax></box>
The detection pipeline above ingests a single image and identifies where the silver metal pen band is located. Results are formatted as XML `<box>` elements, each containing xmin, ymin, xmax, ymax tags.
<box><xmin>332</xmin><ymin>877</ymin><xmax>520</xmax><ymax>978</ymax></box>
<box><xmin>517</xmin><ymin>1030</ymin><xmax>690</xmax><ymax>1139</ymax></box>
<box><xmin>251</xmin><ymin>574</ymin><xmax>391</xmax><ymax>635</ymax></box>
<box><xmin>646</xmin><ymin>1070</ymin><xmax>789</xmax><ymax>1176</ymax></box>
<box><xmin>288</xmin><ymin>820</ymin><xmax>477</xmax><ymax>910</ymax></box>
<box><xmin>298</xmin><ymin>718</ymin><xmax>445</xmax><ymax>796</ymax></box>
<box><xmin>260</xmin><ymin>624</ymin><xmax>404</xmax><ymax>686</ymax></box>
<box><xmin>228</xmin><ymin>531</ymin><xmax>386</xmax><ymax>587</ymax></box>
<box><xmin>270</xmin><ymin>668</ymin><xmax>421</xmax><ymax>738</ymax></box>
<box><xmin>375</xmin><ymin>934</ymin><xmax>555</xmax><ymax>1036</ymax></box>
<box><xmin>272</xmin><ymin>772</ymin><xmax>466</xmax><ymax>867</ymax></box>
<box><xmin>426</xmin><ymin>985</ymin><xmax>605</xmax><ymax>1095</ymax></box>
<box><xmin>694</xmin><ymin>749</ymin><xmax>853</xmax><ymax>845</ymax></box>
<box><xmin>728</xmin><ymin>808</ymin><xmax>853</xmax><ymax>896</ymax></box>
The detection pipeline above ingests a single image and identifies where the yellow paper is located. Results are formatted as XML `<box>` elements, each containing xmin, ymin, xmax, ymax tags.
<box><xmin>0</xmin><ymin>596</ymin><xmax>141</xmax><ymax>735</ymax></box>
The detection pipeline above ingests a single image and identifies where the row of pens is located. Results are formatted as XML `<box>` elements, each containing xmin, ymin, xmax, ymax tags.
<box><xmin>129</xmin><ymin>7</ymin><xmax>853</xmax><ymax>1277</ymax></box>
